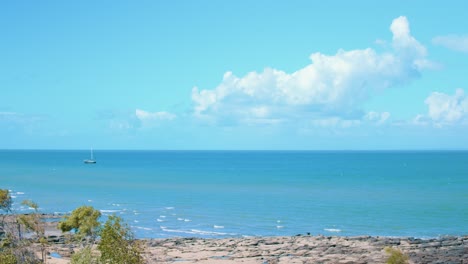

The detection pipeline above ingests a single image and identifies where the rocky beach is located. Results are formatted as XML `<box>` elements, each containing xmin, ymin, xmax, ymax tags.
<box><xmin>44</xmin><ymin>235</ymin><xmax>468</xmax><ymax>264</ymax></box>
<box><xmin>2</xmin><ymin>215</ymin><xmax>467</xmax><ymax>263</ymax></box>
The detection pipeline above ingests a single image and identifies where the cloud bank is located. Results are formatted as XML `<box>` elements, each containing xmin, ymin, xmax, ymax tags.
<box><xmin>191</xmin><ymin>16</ymin><xmax>428</xmax><ymax>126</ymax></box>
<box><xmin>424</xmin><ymin>89</ymin><xmax>468</xmax><ymax>125</ymax></box>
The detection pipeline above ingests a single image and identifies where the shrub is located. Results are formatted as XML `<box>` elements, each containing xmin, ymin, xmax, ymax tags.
<box><xmin>385</xmin><ymin>247</ymin><xmax>409</xmax><ymax>264</ymax></box>
<box><xmin>98</xmin><ymin>215</ymin><xmax>144</xmax><ymax>264</ymax></box>
<box><xmin>0</xmin><ymin>250</ymin><xmax>17</xmax><ymax>264</ymax></box>
<box><xmin>71</xmin><ymin>246</ymin><xmax>101</xmax><ymax>264</ymax></box>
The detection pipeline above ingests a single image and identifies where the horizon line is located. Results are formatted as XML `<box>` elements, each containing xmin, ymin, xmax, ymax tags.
<box><xmin>1</xmin><ymin>148</ymin><xmax>468</xmax><ymax>152</ymax></box>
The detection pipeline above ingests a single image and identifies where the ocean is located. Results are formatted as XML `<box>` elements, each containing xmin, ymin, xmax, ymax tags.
<box><xmin>0</xmin><ymin>150</ymin><xmax>467</xmax><ymax>238</ymax></box>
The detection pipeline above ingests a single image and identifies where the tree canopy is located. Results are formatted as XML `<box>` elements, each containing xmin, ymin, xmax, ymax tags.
<box><xmin>58</xmin><ymin>205</ymin><xmax>101</xmax><ymax>238</ymax></box>
<box><xmin>98</xmin><ymin>215</ymin><xmax>144</xmax><ymax>264</ymax></box>
<box><xmin>0</xmin><ymin>189</ymin><xmax>12</xmax><ymax>213</ymax></box>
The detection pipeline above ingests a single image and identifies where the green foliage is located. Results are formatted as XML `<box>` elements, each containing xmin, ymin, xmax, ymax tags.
<box><xmin>18</xmin><ymin>214</ymin><xmax>44</xmax><ymax>236</ymax></box>
<box><xmin>98</xmin><ymin>215</ymin><xmax>144</xmax><ymax>264</ymax></box>
<box><xmin>0</xmin><ymin>234</ymin><xmax>40</xmax><ymax>264</ymax></box>
<box><xmin>2</xmin><ymin>193</ymin><xmax>146</xmax><ymax>264</ymax></box>
<box><xmin>385</xmin><ymin>247</ymin><xmax>409</xmax><ymax>264</ymax></box>
<box><xmin>18</xmin><ymin>200</ymin><xmax>45</xmax><ymax>239</ymax></box>
<box><xmin>19</xmin><ymin>200</ymin><xmax>47</xmax><ymax>263</ymax></box>
<box><xmin>1</xmin><ymin>233</ymin><xmax>13</xmax><ymax>248</ymax></box>
<box><xmin>0</xmin><ymin>250</ymin><xmax>17</xmax><ymax>264</ymax></box>
<box><xmin>21</xmin><ymin>200</ymin><xmax>39</xmax><ymax>211</ymax></box>
<box><xmin>71</xmin><ymin>246</ymin><xmax>101</xmax><ymax>264</ymax></box>
<box><xmin>0</xmin><ymin>189</ymin><xmax>12</xmax><ymax>213</ymax></box>
<box><xmin>58</xmin><ymin>206</ymin><xmax>101</xmax><ymax>239</ymax></box>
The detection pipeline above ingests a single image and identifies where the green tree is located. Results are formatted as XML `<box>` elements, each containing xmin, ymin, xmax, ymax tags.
<box><xmin>18</xmin><ymin>200</ymin><xmax>47</xmax><ymax>263</ymax></box>
<box><xmin>59</xmin><ymin>206</ymin><xmax>102</xmax><ymax>263</ymax></box>
<box><xmin>58</xmin><ymin>206</ymin><xmax>101</xmax><ymax>243</ymax></box>
<box><xmin>18</xmin><ymin>200</ymin><xmax>44</xmax><ymax>236</ymax></box>
<box><xmin>98</xmin><ymin>215</ymin><xmax>144</xmax><ymax>264</ymax></box>
<box><xmin>0</xmin><ymin>189</ymin><xmax>12</xmax><ymax>241</ymax></box>
<box><xmin>0</xmin><ymin>189</ymin><xmax>17</xmax><ymax>263</ymax></box>
<box><xmin>0</xmin><ymin>189</ymin><xmax>12</xmax><ymax>213</ymax></box>
<box><xmin>0</xmin><ymin>198</ymin><xmax>43</xmax><ymax>264</ymax></box>
<box><xmin>0</xmin><ymin>189</ymin><xmax>12</xmax><ymax>236</ymax></box>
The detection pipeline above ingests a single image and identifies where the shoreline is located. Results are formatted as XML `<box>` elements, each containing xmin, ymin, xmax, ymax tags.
<box><xmin>1</xmin><ymin>214</ymin><xmax>466</xmax><ymax>263</ymax></box>
<box><xmin>44</xmin><ymin>235</ymin><xmax>467</xmax><ymax>264</ymax></box>
<box><xmin>145</xmin><ymin>235</ymin><xmax>468</xmax><ymax>263</ymax></box>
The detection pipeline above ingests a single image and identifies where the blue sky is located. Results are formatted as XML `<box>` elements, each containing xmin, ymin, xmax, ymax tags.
<box><xmin>1</xmin><ymin>1</ymin><xmax>468</xmax><ymax>150</ymax></box>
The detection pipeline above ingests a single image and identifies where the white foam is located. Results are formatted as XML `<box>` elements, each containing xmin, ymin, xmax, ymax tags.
<box><xmin>177</xmin><ymin>218</ymin><xmax>184</xmax><ymax>221</ymax></box>
<box><xmin>134</xmin><ymin>220</ymin><xmax>139</xmax><ymax>223</ymax></box>
<box><xmin>100</xmin><ymin>209</ymin><xmax>120</xmax><ymax>213</ymax></box>
<box><xmin>16</xmin><ymin>192</ymin><xmax>25</xmax><ymax>195</ymax></box>
<box><xmin>88</xmin><ymin>200</ymin><xmax>93</xmax><ymax>202</ymax></box>
<box><xmin>156</xmin><ymin>219</ymin><xmax>164</xmax><ymax>222</ymax></box>
<box><xmin>190</xmin><ymin>229</ymin><xmax>228</xmax><ymax>236</ymax></box>
<box><xmin>134</xmin><ymin>226</ymin><xmax>152</xmax><ymax>231</ymax></box>
<box><xmin>213</xmin><ymin>225</ymin><xmax>224</xmax><ymax>229</ymax></box>
<box><xmin>159</xmin><ymin>215</ymin><xmax>166</xmax><ymax>218</ymax></box>
<box><xmin>160</xmin><ymin>226</ymin><xmax>232</xmax><ymax>236</ymax></box>
<box><xmin>324</xmin><ymin>228</ymin><xmax>341</xmax><ymax>233</ymax></box>
<box><xmin>184</xmin><ymin>219</ymin><xmax>191</xmax><ymax>222</ymax></box>
<box><xmin>11</xmin><ymin>196</ymin><xmax>17</xmax><ymax>198</ymax></box>
<box><xmin>165</xmin><ymin>207</ymin><xmax>175</xmax><ymax>210</ymax></box>
<box><xmin>276</xmin><ymin>225</ymin><xmax>284</xmax><ymax>229</ymax></box>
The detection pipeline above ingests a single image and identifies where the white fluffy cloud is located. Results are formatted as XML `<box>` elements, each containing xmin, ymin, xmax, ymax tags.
<box><xmin>424</xmin><ymin>89</ymin><xmax>468</xmax><ymax>125</ymax></box>
<box><xmin>433</xmin><ymin>35</ymin><xmax>468</xmax><ymax>53</ymax></box>
<box><xmin>191</xmin><ymin>16</ymin><xmax>428</xmax><ymax>126</ymax></box>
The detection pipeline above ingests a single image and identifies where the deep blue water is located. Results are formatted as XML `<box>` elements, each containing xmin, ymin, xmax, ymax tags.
<box><xmin>0</xmin><ymin>150</ymin><xmax>467</xmax><ymax>238</ymax></box>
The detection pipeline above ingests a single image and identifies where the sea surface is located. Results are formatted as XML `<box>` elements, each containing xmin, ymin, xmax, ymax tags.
<box><xmin>0</xmin><ymin>150</ymin><xmax>467</xmax><ymax>238</ymax></box>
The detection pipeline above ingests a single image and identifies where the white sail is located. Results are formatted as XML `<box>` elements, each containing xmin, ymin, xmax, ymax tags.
<box><xmin>84</xmin><ymin>149</ymin><xmax>96</xmax><ymax>164</ymax></box>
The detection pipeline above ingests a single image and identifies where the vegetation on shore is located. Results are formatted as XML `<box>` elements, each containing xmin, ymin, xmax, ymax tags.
<box><xmin>385</xmin><ymin>247</ymin><xmax>410</xmax><ymax>264</ymax></box>
<box><xmin>0</xmin><ymin>189</ymin><xmax>144</xmax><ymax>264</ymax></box>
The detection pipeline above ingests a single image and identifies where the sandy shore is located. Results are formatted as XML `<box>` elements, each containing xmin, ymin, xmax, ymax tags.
<box><xmin>42</xmin><ymin>235</ymin><xmax>468</xmax><ymax>264</ymax></box>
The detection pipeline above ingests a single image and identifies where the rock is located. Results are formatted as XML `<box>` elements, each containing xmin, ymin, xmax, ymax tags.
<box><xmin>441</xmin><ymin>240</ymin><xmax>463</xmax><ymax>247</ymax></box>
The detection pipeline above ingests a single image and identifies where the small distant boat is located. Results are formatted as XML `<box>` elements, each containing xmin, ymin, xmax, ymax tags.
<box><xmin>84</xmin><ymin>149</ymin><xmax>96</xmax><ymax>164</ymax></box>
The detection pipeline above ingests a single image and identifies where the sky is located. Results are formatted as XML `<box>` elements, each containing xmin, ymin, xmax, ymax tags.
<box><xmin>1</xmin><ymin>0</ymin><xmax>468</xmax><ymax>150</ymax></box>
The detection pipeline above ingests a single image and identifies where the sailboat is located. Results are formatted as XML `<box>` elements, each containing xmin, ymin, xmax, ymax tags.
<box><xmin>84</xmin><ymin>149</ymin><xmax>96</xmax><ymax>164</ymax></box>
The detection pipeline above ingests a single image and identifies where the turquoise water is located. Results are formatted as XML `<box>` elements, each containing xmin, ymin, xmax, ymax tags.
<box><xmin>0</xmin><ymin>150</ymin><xmax>467</xmax><ymax>238</ymax></box>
